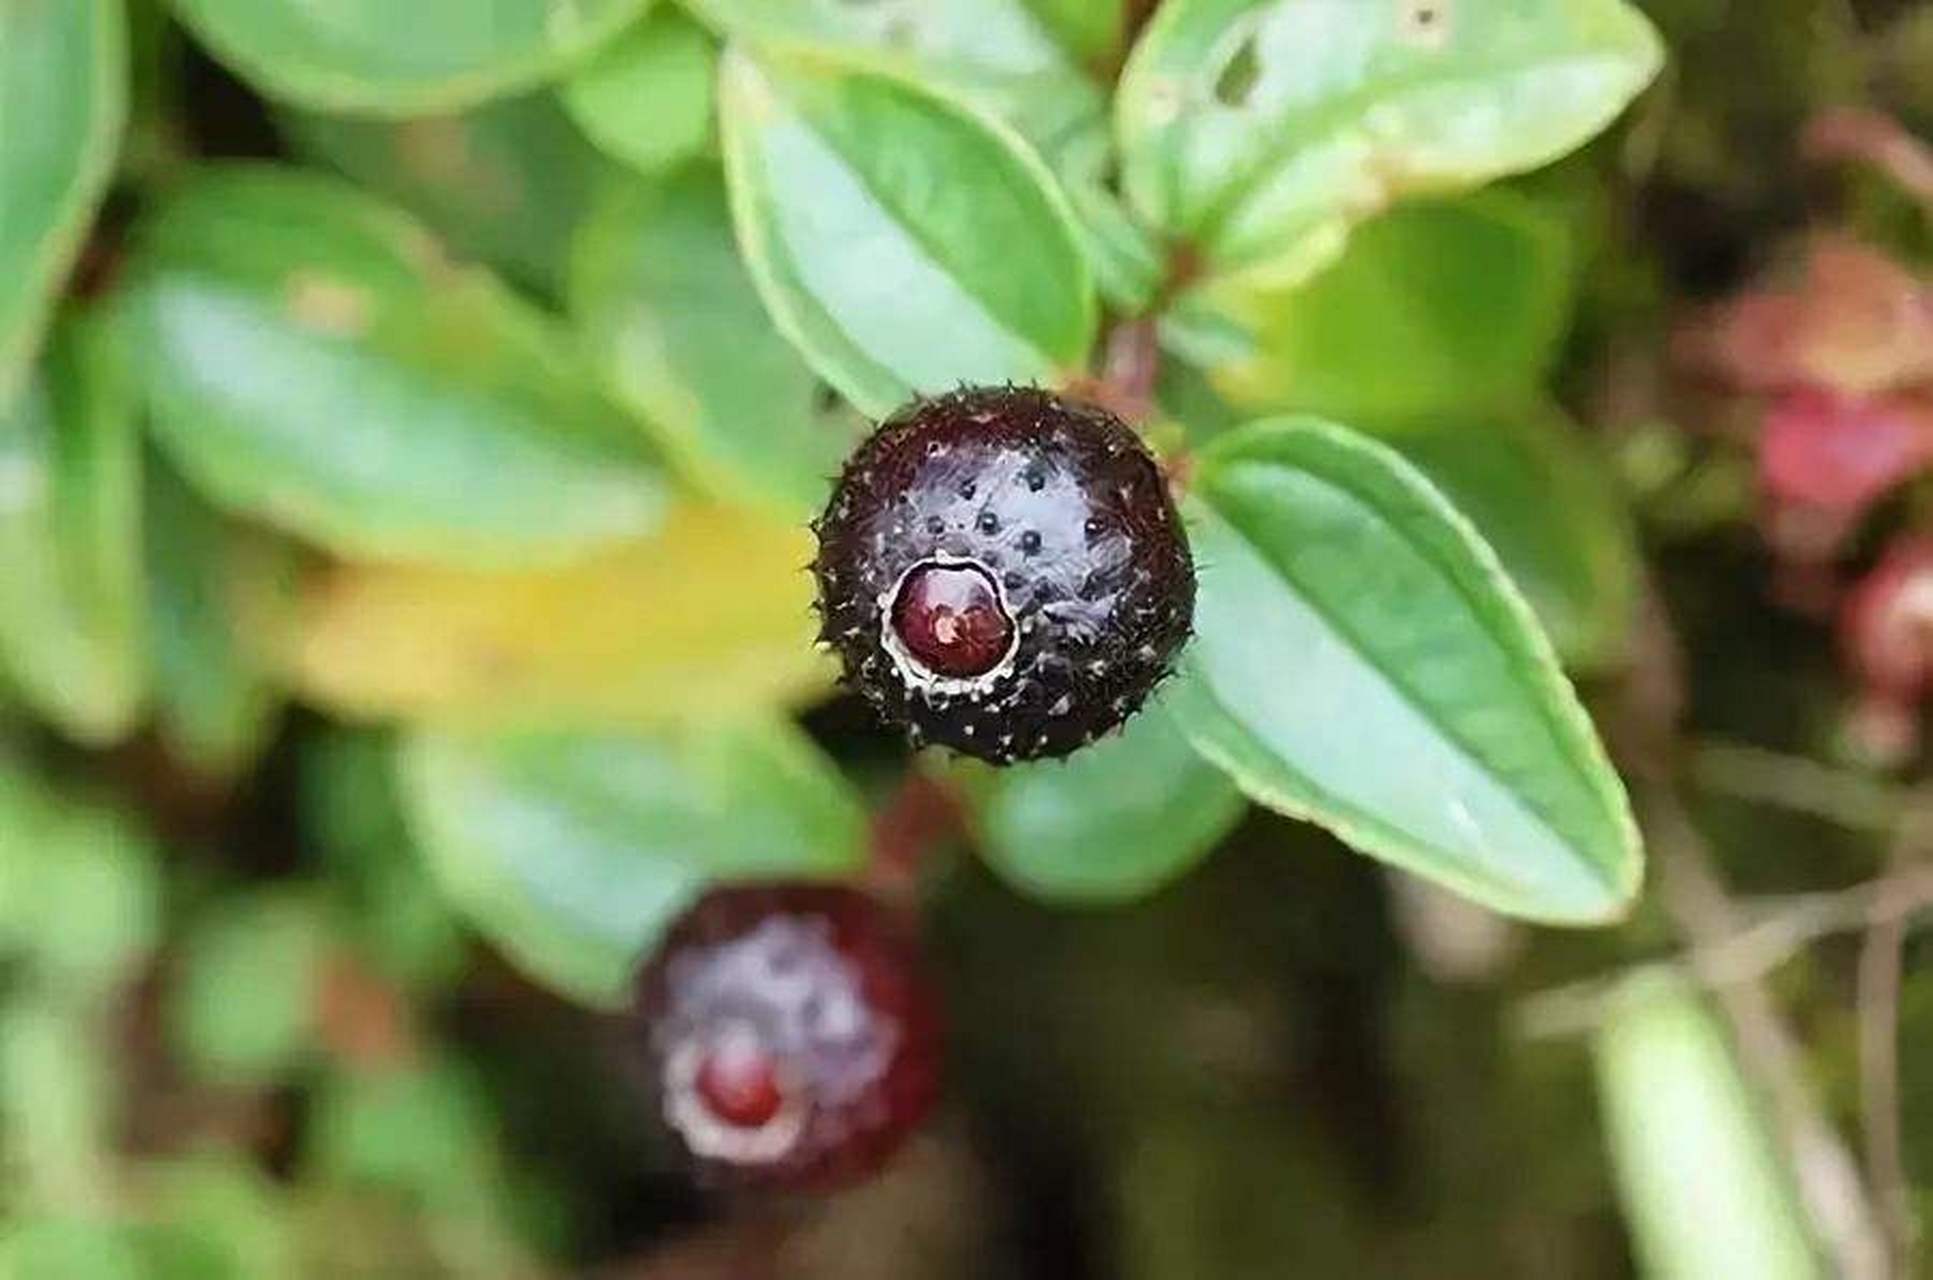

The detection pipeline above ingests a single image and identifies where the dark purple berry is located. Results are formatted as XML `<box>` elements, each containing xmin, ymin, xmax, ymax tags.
<box><xmin>812</xmin><ymin>386</ymin><xmax>1195</xmax><ymax>765</ymax></box>
<box><xmin>636</xmin><ymin>884</ymin><xmax>942</xmax><ymax>1191</ymax></box>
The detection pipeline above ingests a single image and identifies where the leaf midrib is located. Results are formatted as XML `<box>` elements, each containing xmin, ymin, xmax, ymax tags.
<box><xmin>1200</xmin><ymin>471</ymin><xmax>1620</xmax><ymax>883</ymax></box>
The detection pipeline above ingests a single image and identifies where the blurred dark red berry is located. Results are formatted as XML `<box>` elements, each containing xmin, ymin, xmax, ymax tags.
<box><xmin>636</xmin><ymin>884</ymin><xmax>941</xmax><ymax>1191</ymax></box>
<box><xmin>812</xmin><ymin>386</ymin><xmax>1195</xmax><ymax>765</ymax></box>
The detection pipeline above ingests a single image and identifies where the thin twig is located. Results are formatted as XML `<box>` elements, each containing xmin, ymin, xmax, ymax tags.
<box><xmin>1081</xmin><ymin>316</ymin><xmax>1162</xmax><ymax>425</ymax></box>
<box><xmin>1649</xmin><ymin>788</ymin><xmax>1893</xmax><ymax>1280</ymax></box>
<box><xmin>1518</xmin><ymin>865</ymin><xmax>1933</xmax><ymax>1039</ymax></box>
<box><xmin>1601</xmin><ymin>584</ymin><xmax>1894</xmax><ymax>1280</ymax></box>
<box><xmin>1858</xmin><ymin>804</ymin><xmax>1933</xmax><ymax>1273</ymax></box>
<box><xmin>1691</xmin><ymin>740</ymin><xmax>1906</xmax><ymax>833</ymax></box>
<box><xmin>1805</xmin><ymin>107</ymin><xmax>1933</xmax><ymax>215</ymax></box>
<box><xmin>1859</xmin><ymin>897</ymin><xmax>1910</xmax><ymax>1272</ymax></box>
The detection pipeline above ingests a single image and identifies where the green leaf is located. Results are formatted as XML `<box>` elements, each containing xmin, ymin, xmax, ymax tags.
<box><xmin>1594</xmin><ymin>976</ymin><xmax>1821</xmax><ymax>1279</ymax></box>
<box><xmin>571</xmin><ymin>166</ymin><xmax>860</xmax><ymax>518</ymax></box>
<box><xmin>302</xmin><ymin>732</ymin><xmax>466</xmax><ymax>989</ymax></box>
<box><xmin>0</xmin><ymin>767</ymin><xmax>159</xmax><ymax>1000</ymax></box>
<box><xmin>1116</xmin><ymin>0</ymin><xmax>1661</xmax><ymax>288</ymax></box>
<box><xmin>282</xmin><ymin>92</ymin><xmax>615</xmax><ymax>298</ymax></box>
<box><xmin>1385</xmin><ymin>405</ymin><xmax>1638</xmax><ymax>671</ymax></box>
<box><xmin>720</xmin><ymin>49</ymin><xmax>1096</xmax><ymax>416</ymax></box>
<box><xmin>688</xmin><ymin>0</ymin><xmax>1102</xmax><ymax>149</ymax></box>
<box><xmin>0</xmin><ymin>0</ymin><xmax>125</xmax><ymax>407</ymax></box>
<box><xmin>563</xmin><ymin>9</ymin><xmax>719</xmax><ymax>179</ymax></box>
<box><xmin>1059</xmin><ymin>128</ymin><xmax>1169</xmax><ymax>313</ymax></box>
<box><xmin>170</xmin><ymin>890</ymin><xmax>328</xmax><ymax>1083</ymax></box>
<box><xmin>306</xmin><ymin>1055</ymin><xmax>536</xmax><ymax>1264</ymax></box>
<box><xmin>1021</xmin><ymin>0</ymin><xmax>1125</xmax><ymax>66</ymax></box>
<box><xmin>0</xmin><ymin>1001</ymin><xmax>113</xmax><ymax>1210</ymax></box>
<box><xmin>140</xmin><ymin>1156</ymin><xmax>295</xmax><ymax>1280</ymax></box>
<box><xmin>0</xmin><ymin>313</ymin><xmax>147</xmax><ymax>745</ymax></box>
<box><xmin>144</xmin><ymin>460</ymin><xmax>285</xmax><ymax>778</ymax></box>
<box><xmin>1199</xmin><ymin>188</ymin><xmax>1577</xmax><ymax>422</ymax></box>
<box><xmin>0</xmin><ymin>1218</ymin><xmax>144</xmax><ymax>1279</ymax></box>
<box><xmin>308</xmin><ymin>1059</ymin><xmax>499</xmax><ymax>1200</ymax></box>
<box><xmin>169</xmin><ymin>0</ymin><xmax>653</xmax><ymax>116</ymax></box>
<box><xmin>125</xmin><ymin>166</ymin><xmax>667</xmax><ymax>568</ymax></box>
<box><xmin>398</xmin><ymin>720</ymin><xmax>867</xmax><ymax>1005</ymax></box>
<box><xmin>1166</xmin><ymin>418</ymin><xmax>1639</xmax><ymax>924</ymax></box>
<box><xmin>973</xmin><ymin>699</ymin><xmax>1247</xmax><ymax>903</ymax></box>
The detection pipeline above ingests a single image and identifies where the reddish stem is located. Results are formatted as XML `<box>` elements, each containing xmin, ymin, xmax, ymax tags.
<box><xmin>864</xmin><ymin>770</ymin><xmax>969</xmax><ymax>906</ymax></box>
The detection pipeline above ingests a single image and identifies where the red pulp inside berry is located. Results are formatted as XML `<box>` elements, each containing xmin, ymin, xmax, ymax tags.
<box><xmin>693</xmin><ymin>1038</ymin><xmax>788</xmax><ymax>1130</ymax></box>
<box><xmin>889</xmin><ymin>561</ymin><xmax>1014</xmax><ymax>679</ymax></box>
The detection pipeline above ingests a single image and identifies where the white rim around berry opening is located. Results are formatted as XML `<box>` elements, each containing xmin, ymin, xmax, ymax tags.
<box><xmin>876</xmin><ymin>554</ymin><xmax>1023</xmax><ymax>698</ymax></box>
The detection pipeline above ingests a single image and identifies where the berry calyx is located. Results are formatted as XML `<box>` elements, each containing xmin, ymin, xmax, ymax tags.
<box><xmin>812</xmin><ymin>386</ymin><xmax>1196</xmax><ymax>765</ymax></box>
<box><xmin>888</xmin><ymin>559</ymin><xmax>1016</xmax><ymax>680</ymax></box>
<box><xmin>636</xmin><ymin>884</ymin><xmax>941</xmax><ymax>1190</ymax></box>
<box><xmin>691</xmin><ymin>1025</ymin><xmax>789</xmax><ymax>1131</ymax></box>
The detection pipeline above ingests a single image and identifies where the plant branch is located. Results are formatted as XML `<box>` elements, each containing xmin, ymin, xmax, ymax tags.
<box><xmin>1650</xmin><ymin>787</ymin><xmax>1894</xmax><ymax>1280</ymax></box>
<box><xmin>1690</xmin><ymin>739</ymin><xmax>1905</xmax><ymax>833</ymax></box>
<box><xmin>1591</xmin><ymin>585</ymin><xmax>1895</xmax><ymax>1280</ymax></box>
<box><xmin>1805</xmin><ymin>107</ymin><xmax>1933</xmax><ymax>215</ymax></box>
<box><xmin>1518</xmin><ymin>864</ymin><xmax>1933</xmax><ymax>1039</ymax></box>
<box><xmin>1859</xmin><ymin>803</ymin><xmax>1933</xmax><ymax>1272</ymax></box>
<box><xmin>865</xmin><ymin>768</ymin><xmax>968</xmax><ymax>907</ymax></box>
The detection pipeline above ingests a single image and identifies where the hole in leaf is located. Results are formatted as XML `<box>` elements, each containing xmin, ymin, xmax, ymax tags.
<box><xmin>1213</xmin><ymin>33</ymin><xmax>1262</xmax><ymax>107</ymax></box>
<box><xmin>813</xmin><ymin>384</ymin><xmax>846</xmax><ymax>416</ymax></box>
<box><xmin>1398</xmin><ymin>0</ymin><xmax>1452</xmax><ymax>49</ymax></box>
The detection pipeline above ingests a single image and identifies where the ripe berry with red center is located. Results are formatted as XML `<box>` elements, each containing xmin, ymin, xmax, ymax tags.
<box><xmin>636</xmin><ymin>884</ymin><xmax>941</xmax><ymax>1191</ymax></box>
<box><xmin>812</xmin><ymin>386</ymin><xmax>1195</xmax><ymax>764</ymax></box>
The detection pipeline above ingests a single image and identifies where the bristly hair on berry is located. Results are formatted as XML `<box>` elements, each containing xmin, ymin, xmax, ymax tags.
<box><xmin>810</xmin><ymin>384</ymin><xmax>1196</xmax><ymax>765</ymax></box>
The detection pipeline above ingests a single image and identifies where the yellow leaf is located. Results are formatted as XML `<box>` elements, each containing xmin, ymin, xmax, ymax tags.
<box><xmin>269</xmin><ymin>505</ymin><xmax>833</xmax><ymax>727</ymax></box>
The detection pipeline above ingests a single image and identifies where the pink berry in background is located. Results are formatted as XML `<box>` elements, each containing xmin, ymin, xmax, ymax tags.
<box><xmin>1757</xmin><ymin>388</ymin><xmax>1933</xmax><ymax>512</ymax></box>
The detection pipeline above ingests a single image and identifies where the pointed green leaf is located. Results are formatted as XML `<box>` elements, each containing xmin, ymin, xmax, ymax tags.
<box><xmin>1167</xmin><ymin>418</ymin><xmax>1639</xmax><ymax>923</ymax></box>
<box><xmin>0</xmin><ymin>314</ymin><xmax>146</xmax><ymax>745</ymax></box>
<box><xmin>169</xmin><ymin>0</ymin><xmax>653</xmax><ymax>116</ymax></box>
<box><xmin>563</xmin><ymin>8</ymin><xmax>719</xmax><ymax>179</ymax></box>
<box><xmin>0</xmin><ymin>0</ymin><xmax>125</xmax><ymax>408</ymax></box>
<box><xmin>570</xmin><ymin>166</ymin><xmax>861</xmax><ymax>518</ymax></box>
<box><xmin>720</xmin><ymin>48</ymin><xmax>1095</xmax><ymax>416</ymax></box>
<box><xmin>397</xmin><ymin>721</ymin><xmax>867</xmax><ymax>1005</ymax></box>
<box><xmin>1595</xmin><ymin>976</ymin><xmax>1821</xmax><ymax>1279</ymax></box>
<box><xmin>974</xmin><ymin>699</ymin><xmax>1246</xmax><ymax>903</ymax></box>
<box><xmin>1116</xmin><ymin>0</ymin><xmax>1661</xmax><ymax>288</ymax></box>
<box><xmin>125</xmin><ymin>167</ymin><xmax>667</xmax><ymax>568</ymax></box>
